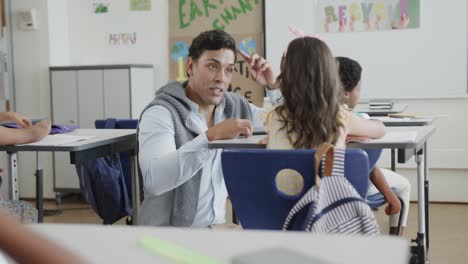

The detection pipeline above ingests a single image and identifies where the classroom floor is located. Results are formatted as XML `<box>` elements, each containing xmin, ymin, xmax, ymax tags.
<box><xmin>31</xmin><ymin>195</ymin><xmax>468</xmax><ymax>264</ymax></box>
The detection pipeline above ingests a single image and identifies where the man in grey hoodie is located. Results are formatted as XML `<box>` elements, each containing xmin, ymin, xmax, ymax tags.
<box><xmin>138</xmin><ymin>30</ymin><xmax>279</xmax><ymax>227</ymax></box>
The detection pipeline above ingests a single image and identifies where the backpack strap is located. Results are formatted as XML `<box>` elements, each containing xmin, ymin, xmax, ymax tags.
<box><xmin>314</xmin><ymin>143</ymin><xmax>335</xmax><ymax>190</ymax></box>
<box><xmin>283</xmin><ymin>143</ymin><xmax>335</xmax><ymax>230</ymax></box>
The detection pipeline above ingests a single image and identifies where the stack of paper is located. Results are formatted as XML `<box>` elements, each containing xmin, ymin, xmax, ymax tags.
<box><xmin>369</xmin><ymin>100</ymin><xmax>394</xmax><ymax>110</ymax></box>
<box><xmin>18</xmin><ymin>134</ymin><xmax>96</xmax><ymax>146</ymax></box>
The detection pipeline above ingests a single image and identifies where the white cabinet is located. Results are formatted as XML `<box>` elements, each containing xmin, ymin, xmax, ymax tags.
<box><xmin>50</xmin><ymin>65</ymin><xmax>154</xmax><ymax>191</ymax></box>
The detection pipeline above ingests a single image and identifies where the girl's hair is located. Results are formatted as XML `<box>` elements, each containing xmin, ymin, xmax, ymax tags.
<box><xmin>275</xmin><ymin>37</ymin><xmax>344</xmax><ymax>148</ymax></box>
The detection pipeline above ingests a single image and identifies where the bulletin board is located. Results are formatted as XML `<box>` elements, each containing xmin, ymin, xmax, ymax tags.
<box><xmin>169</xmin><ymin>0</ymin><xmax>265</xmax><ymax>106</ymax></box>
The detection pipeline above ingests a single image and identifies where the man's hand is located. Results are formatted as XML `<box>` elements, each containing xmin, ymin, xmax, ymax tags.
<box><xmin>5</xmin><ymin>112</ymin><xmax>32</xmax><ymax>128</ymax></box>
<box><xmin>238</xmin><ymin>50</ymin><xmax>278</xmax><ymax>88</ymax></box>
<box><xmin>205</xmin><ymin>118</ymin><xmax>253</xmax><ymax>141</ymax></box>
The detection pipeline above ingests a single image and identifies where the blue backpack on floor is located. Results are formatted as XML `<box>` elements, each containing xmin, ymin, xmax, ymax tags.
<box><xmin>75</xmin><ymin>119</ymin><xmax>132</xmax><ymax>224</ymax></box>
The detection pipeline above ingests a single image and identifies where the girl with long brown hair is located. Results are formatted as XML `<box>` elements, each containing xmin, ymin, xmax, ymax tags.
<box><xmin>264</xmin><ymin>37</ymin><xmax>384</xmax><ymax>149</ymax></box>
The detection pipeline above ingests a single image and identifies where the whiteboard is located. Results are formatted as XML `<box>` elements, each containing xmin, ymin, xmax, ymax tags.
<box><xmin>265</xmin><ymin>0</ymin><xmax>468</xmax><ymax>99</ymax></box>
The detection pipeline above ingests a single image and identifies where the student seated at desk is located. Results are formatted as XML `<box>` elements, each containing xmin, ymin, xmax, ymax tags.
<box><xmin>0</xmin><ymin>112</ymin><xmax>51</xmax><ymax>145</ymax></box>
<box><xmin>337</xmin><ymin>56</ymin><xmax>410</xmax><ymax>235</ymax></box>
<box><xmin>262</xmin><ymin>36</ymin><xmax>386</xmax><ymax>204</ymax></box>
<box><xmin>0</xmin><ymin>112</ymin><xmax>51</xmax><ymax>222</ymax></box>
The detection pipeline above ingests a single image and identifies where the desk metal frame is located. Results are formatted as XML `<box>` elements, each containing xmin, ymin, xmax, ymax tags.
<box><xmin>0</xmin><ymin>129</ymin><xmax>140</xmax><ymax>224</ymax></box>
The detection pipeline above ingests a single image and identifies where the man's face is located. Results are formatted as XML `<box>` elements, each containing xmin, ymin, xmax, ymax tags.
<box><xmin>345</xmin><ymin>80</ymin><xmax>361</xmax><ymax>109</ymax></box>
<box><xmin>186</xmin><ymin>48</ymin><xmax>235</xmax><ymax>107</ymax></box>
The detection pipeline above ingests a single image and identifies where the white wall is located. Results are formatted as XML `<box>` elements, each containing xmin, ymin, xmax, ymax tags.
<box><xmin>47</xmin><ymin>0</ymin><xmax>70</xmax><ymax>65</ymax></box>
<box><xmin>11</xmin><ymin>0</ymin><xmax>54</xmax><ymax>198</ymax></box>
<box><xmin>378</xmin><ymin>99</ymin><xmax>468</xmax><ymax>202</ymax></box>
<box><xmin>65</xmin><ymin>0</ymin><xmax>168</xmax><ymax>90</ymax></box>
<box><xmin>11</xmin><ymin>0</ymin><xmax>169</xmax><ymax>198</ymax></box>
<box><xmin>10</xmin><ymin>1</ymin><xmax>468</xmax><ymax>202</ymax></box>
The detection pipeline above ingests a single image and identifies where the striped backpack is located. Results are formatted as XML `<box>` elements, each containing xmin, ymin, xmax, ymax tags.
<box><xmin>282</xmin><ymin>143</ymin><xmax>380</xmax><ymax>235</ymax></box>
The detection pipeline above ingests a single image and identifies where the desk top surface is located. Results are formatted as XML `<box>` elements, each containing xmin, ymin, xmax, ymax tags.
<box><xmin>354</xmin><ymin>103</ymin><xmax>407</xmax><ymax>116</ymax></box>
<box><xmin>0</xmin><ymin>129</ymin><xmax>136</xmax><ymax>152</ymax></box>
<box><xmin>209</xmin><ymin>126</ymin><xmax>436</xmax><ymax>150</ymax></box>
<box><xmin>371</xmin><ymin>116</ymin><xmax>434</xmax><ymax>126</ymax></box>
<box><xmin>30</xmin><ymin>224</ymin><xmax>409</xmax><ymax>264</ymax></box>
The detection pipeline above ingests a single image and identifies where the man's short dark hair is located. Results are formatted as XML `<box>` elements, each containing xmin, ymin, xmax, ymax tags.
<box><xmin>336</xmin><ymin>56</ymin><xmax>362</xmax><ymax>92</ymax></box>
<box><xmin>188</xmin><ymin>30</ymin><xmax>237</xmax><ymax>62</ymax></box>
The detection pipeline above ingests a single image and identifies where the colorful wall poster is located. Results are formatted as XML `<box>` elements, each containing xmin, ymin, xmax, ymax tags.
<box><xmin>130</xmin><ymin>0</ymin><xmax>151</xmax><ymax>11</ymax></box>
<box><xmin>109</xmin><ymin>32</ymin><xmax>137</xmax><ymax>46</ymax></box>
<box><xmin>316</xmin><ymin>0</ymin><xmax>420</xmax><ymax>33</ymax></box>
<box><xmin>169</xmin><ymin>0</ymin><xmax>265</xmax><ymax>107</ymax></box>
<box><xmin>93</xmin><ymin>0</ymin><xmax>109</xmax><ymax>14</ymax></box>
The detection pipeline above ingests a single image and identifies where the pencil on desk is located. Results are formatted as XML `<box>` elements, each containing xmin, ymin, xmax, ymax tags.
<box><xmin>138</xmin><ymin>236</ymin><xmax>225</xmax><ymax>264</ymax></box>
<box><xmin>388</xmin><ymin>113</ymin><xmax>418</xmax><ymax>119</ymax></box>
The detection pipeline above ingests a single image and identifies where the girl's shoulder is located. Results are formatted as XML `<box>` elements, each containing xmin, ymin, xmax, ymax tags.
<box><xmin>262</xmin><ymin>106</ymin><xmax>284</xmax><ymax>125</ymax></box>
<box><xmin>339</xmin><ymin>104</ymin><xmax>352</xmax><ymax>124</ymax></box>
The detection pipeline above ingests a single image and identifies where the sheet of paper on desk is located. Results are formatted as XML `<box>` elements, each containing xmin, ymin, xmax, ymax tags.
<box><xmin>380</xmin><ymin>131</ymin><xmax>417</xmax><ymax>142</ymax></box>
<box><xmin>18</xmin><ymin>134</ymin><xmax>96</xmax><ymax>146</ymax></box>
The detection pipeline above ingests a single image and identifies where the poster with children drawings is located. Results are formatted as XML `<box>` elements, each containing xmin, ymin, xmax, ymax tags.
<box><xmin>316</xmin><ymin>0</ymin><xmax>420</xmax><ymax>33</ymax></box>
<box><xmin>169</xmin><ymin>0</ymin><xmax>265</xmax><ymax>107</ymax></box>
<box><xmin>130</xmin><ymin>0</ymin><xmax>151</xmax><ymax>11</ymax></box>
<box><xmin>92</xmin><ymin>0</ymin><xmax>110</xmax><ymax>14</ymax></box>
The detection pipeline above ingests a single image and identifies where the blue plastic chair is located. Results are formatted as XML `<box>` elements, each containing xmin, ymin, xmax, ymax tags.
<box><xmin>221</xmin><ymin>148</ymin><xmax>370</xmax><ymax>230</ymax></box>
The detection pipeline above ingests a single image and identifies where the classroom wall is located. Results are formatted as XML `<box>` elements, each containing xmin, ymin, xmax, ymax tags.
<box><xmin>65</xmin><ymin>0</ymin><xmax>168</xmax><ymax>90</ymax></box>
<box><xmin>11</xmin><ymin>0</ymin><xmax>54</xmax><ymax>197</ymax></box>
<box><xmin>378</xmin><ymin>98</ymin><xmax>468</xmax><ymax>202</ymax></box>
<box><xmin>9</xmin><ymin>1</ymin><xmax>468</xmax><ymax>202</ymax></box>
<box><xmin>48</xmin><ymin>0</ymin><xmax>70</xmax><ymax>65</ymax></box>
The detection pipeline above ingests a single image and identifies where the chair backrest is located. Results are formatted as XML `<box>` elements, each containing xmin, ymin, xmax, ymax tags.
<box><xmin>221</xmin><ymin>148</ymin><xmax>370</xmax><ymax>230</ymax></box>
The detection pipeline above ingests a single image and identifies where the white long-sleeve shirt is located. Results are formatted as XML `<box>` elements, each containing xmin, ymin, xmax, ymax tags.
<box><xmin>138</xmin><ymin>90</ymin><xmax>281</xmax><ymax>227</ymax></box>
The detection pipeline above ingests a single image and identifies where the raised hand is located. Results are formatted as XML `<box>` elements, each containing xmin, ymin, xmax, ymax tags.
<box><xmin>400</xmin><ymin>14</ymin><xmax>410</xmax><ymax>28</ymax></box>
<box><xmin>339</xmin><ymin>18</ymin><xmax>347</xmax><ymax>32</ymax></box>
<box><xmin>365</xmin><ymin>17</ymin><xmax>372</xmax><ymax>31</ymax></box>
<box><xmin>324</xmin><ymin>15</ymin><xmax>331</xmax><ymax>32</ymax></box>
<box><xmin>374</xmin><ymin>15</ymin><xmax>381</xmax><ymax>31</ymax></box>
<box><xmin>238</xmin><ymin>49</ymin><xmax>277</xmax><ymax>88</ymax></box>
<box><xmin>349</xmin><ymin>16</ymin><xmax>356</xmax><ymax>32</ymax></box>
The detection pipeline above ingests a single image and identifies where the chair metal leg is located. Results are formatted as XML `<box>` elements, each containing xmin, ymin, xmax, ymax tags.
<box><xmin>396</xmin><ymin>197</ymin><xmax>404</xmax><ymax>236</ymax></box>
<box><xmin>232</xmin><ymin>207</ymin><xmax>239</xmax><ymax>224</ymax></box>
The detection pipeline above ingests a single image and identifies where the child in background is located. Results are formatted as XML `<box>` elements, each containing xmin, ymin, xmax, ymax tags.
<box><xmin>336</xmin><ymin>56</ymin><xmax>410</xmax><ymax>235</ymax></box>
<box><xmin>0</xmin><ymin>112</ymin><xmax>51</xmax><ymax>223</ymax></box>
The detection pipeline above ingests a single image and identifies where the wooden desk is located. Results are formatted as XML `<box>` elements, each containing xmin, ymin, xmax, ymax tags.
<box><xmin>209</xmin><ymin>126</ymin><xmax>435</xmax><ymax>264</ymax></box>
<box><xmin>0</xmin><ymin>129</ymin><xmax>139</xmax><ymax>223</ymax></box>
<box><xmin>30</xmin><ymin>224</ymin><xmax>409</xmax><ymax>264</ymax></box>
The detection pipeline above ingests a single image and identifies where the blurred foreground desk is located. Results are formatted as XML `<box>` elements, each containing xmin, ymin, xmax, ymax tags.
<box><xmin>30</xmin><ymin>224</ymin><xmax>409</xmax><ymax>264</ymax></box>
